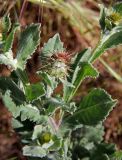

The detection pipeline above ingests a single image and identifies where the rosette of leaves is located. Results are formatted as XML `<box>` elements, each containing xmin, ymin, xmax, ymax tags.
<box><xmin>0</xmin><ymin>3</ymin><xmax>122</xmax><ymax>159</ymax></box>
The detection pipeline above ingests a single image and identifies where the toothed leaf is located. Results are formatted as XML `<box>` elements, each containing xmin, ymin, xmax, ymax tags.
<box><xmin>2</xmin><ymin>91</ymin><xmax>45</xmax><ymax>123</ymax></box>
<box><xmin>64</xmin><ymin>62</ymin><xmax>98</xmax><ymax>102</ymax></box>
<box><xmin>4</xmin><ymin>24</ymin><xmax>19</xmax><ymax>52</ymax></box>
<box><xmin>0</xmin><ymin>77</ymin><xmax>25</xmax><ymax>105</ymax></box>
<box><xmin>90</xmin><ymin>26</ymin><xmax>122</xmax><ymax>62</ymax></box>
<box><xmin>65</xmin><ymin>89</ymin><xmax>117</xmax><ymax>126</ymax></box>
<box><xmin>20</xmin><ymin>104</ymin><xmax>43</xmax><ymax>122</ymax></box>
<box><xmin>41</xmin><ymin>33</ymin><xmax>64</xmax><ymax>57</ymax></box>
<box><xmin>16</xmin><ymin>24</ymin><xmax>40</xmax><ymax>70</ymax></box>
<box><xmin>2</xmin><ymin>91</ymin><xmax>20</xmax><ymax>118</ymax></box>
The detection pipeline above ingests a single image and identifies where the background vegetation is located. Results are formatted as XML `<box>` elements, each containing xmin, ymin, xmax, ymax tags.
<box><xmin>1</xmin><ymin>0</ymin><xmax>122</xmax><ymax>159</ymax></box>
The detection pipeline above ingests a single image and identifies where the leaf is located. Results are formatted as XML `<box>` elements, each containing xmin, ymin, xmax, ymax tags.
<box><xmin>80</xmin><ymin>123</ymin><xmax>104</xmax><ymax>143</ymax></box>
<box><xmin>90</xmin><ymin>154</ymin><xmax>110</xmax><ymax>160</ymax></box>
<box><xmin>99</xmin><ymin>5</ymin><xmax>106</xmax><ymax>31</ymax></box>
<box><xmin>12</xmin><ymin>118</ymin><xmax>23</xmax><ymax>129</ymax></box>
<box><xmin>20</xmin><ymin>104</ymin><xmax>42</xmax><ymax>122</ymax></box>
<box><xmin>25</xmin><ymin>83</ymin><xmax>45</xmax><ymax>101</ymax></box>
<box><xmin>38</xmin><ymin>72</ymin><xmax>56</xmax><ymax>89</ymax></box>
<box><xmin>2</xmin><ymin>15</ymin><xmax>11</xmax><ymax>35</ymax></box>
<box><xmin>90</xmin><ymin>143</ymin><xmax>116</xmax><ymax>160</ymax></box>
<box><xmin>0</xmin><ymin>77</ymin><xmax>25</xmax><ymax>105</ymax></box>
<box><xmin>2</xmin><ymin>91</ymin><xmax>45</xmax><ymax>123</ymax></box>
<box><xmin>20</xmin><ymin>104</ymin><xmax>46</xmax><ymax>123</ymax></box>
<box><xmin>49</xmin><ymin>136</ymin><xmax>62</xmax><ymax>151</ymax></box>
<box><xmin>65</xmin><ymin>89</ymin><xmax>117</xmax><ymax>126</ymax></box>
<box><xmin>4</xmin><ymin>24</ymin><xmax>19</xmax><ymax>52</ymax></box>
<box><xmin>2</xmin><ymin>91</ymin><xmax>20</xmax><ymax>118</ymax></box>
<box><xmin>32</xmin><ymin>125</ymin><xmax>42</xmax><ymax>140</ymax></box>
<box><xmin>71</xmin><ymin>48</ymin><xmax>92</xmax><ymax>73</ymax></box>
<box><xmin>0</xmin><ymin>51</ymin><xmax>17</xmax><ymax>69</ymax></box>
<box><xmin>111</xmin><ymin>151</ymin><xmax>122</xmax><ymax>159</ymax></box>
<box><xmin>16</xmin><ymin>69</ymin><xmax>29</xmax><ymax>85</ymax></box>
<box><xmin>113</xmin><ymin>2</ymin><xmax>122</xmax><ymax>16</ymax></box>
<box><xmin>23</xmin><ymin>145</ymin><xmax>47</xmax><ymax>158</ymax></box>
<box><xmin>90</xmin><ymin>26</ymin><xmax>122</xmax><ymax>63</ymax></box>
<box><xmin>16</xmin><ymin>24</ymin><xmax>40</xmax><ymax>70</ymax></box>
<box><xmin>64</xmin><ymin>62</ymin><xmax>98</xmax><ymax>102</ymax></box>
<box><xmin>41</xmin><ymin>33</ymin><xmax>64</xmax><ymax>57</ymax></box>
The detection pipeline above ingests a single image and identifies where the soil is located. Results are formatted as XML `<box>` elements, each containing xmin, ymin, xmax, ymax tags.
<box><xmin>0</xmin><ymin>0</ymin><xmax>122</xmax><ymax>159</ymax></box>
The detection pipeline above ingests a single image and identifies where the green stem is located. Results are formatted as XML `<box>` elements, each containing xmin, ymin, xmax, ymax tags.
<box><xmin>89</xmin><ymin>34</ymin><xmax>103</xmax><ymax>63</ymax></box>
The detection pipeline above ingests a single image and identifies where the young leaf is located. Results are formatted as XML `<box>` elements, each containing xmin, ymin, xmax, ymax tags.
<box><xmin>4</xmin><ymin>24</ymin><xmax>19</xmax><ymax>52</ymax></box>
<box><xmin>41</xmin><ymin>33</ymin><xmax>64</xmax><ymax>57</ymax></box>
<box><xmin>25</xmin><ymin>83</ymin><xmax>45</xmax><ymax>101</ymax></box>
<box><xmin>65</xmin><ymin>88</ymin><xmax>117</xmax><ymax>126</ymax></box>
<box><xmin>16</xmin><ymin>24</ymin><xmax>40</xmax><ymax>70</ymax></box>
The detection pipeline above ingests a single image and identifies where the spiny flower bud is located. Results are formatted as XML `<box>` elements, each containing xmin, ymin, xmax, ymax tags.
<box><xmin>40</xmin><ymin>52</ymin><xmax>71</xmax><ymax>79</ymax></box>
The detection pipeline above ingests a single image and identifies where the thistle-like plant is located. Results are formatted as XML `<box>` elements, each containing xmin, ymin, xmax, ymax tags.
<box><xmin>0</xmin><ymin>2</ymin><xmax>122</xmax><ymax>160</ymax></box>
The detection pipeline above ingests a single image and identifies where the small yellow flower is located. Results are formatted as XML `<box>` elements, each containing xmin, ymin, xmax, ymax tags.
<box><xmin>107</xmin><ymin>12</ymin><xmax>122</xmax><ymax>25</ymax></box>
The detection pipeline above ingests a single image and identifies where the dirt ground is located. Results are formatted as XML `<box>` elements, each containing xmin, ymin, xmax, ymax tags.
<box><xmin>1</xmin><ymin>0</ymin><xmax>122</xmax><ymax>159</ymax></box>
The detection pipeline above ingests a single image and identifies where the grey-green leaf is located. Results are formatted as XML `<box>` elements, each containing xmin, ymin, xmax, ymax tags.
<box><xmin>41</xmin><ymin>33</ymin><xmax>64</xmax><ymax>57</ymax></box>
<box><xmin>16</xmin><ymin>24</ymin><xmax>40</xmax><ymax>70</ymax></box>
<box><xmin>2</xmin><ymin>91</ymin><xmax>44</xmax><ymax>123</ymax></box>
<box><xmin>20</xmin><ymin>104</ymin><xmax>42</xmax><ymax>122</ymax></box>
<box><xmin>65</xmin><ymin>88</ymin><xmax>117</xmax><ymax>126</ymax></box>
<box><xmin>0</xmin><ymin>51</ymin><xmax>16</xmax><ymax>69</ymax></box>
<box><xmin>23</xmin><ymin>145</ymin><xmax>47</xmax><ymax>158</ymax></box>
<box><xmin>2</xmin><ymin>91</ymin><xmax>20</xmax><ymax>118</ymax></box>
